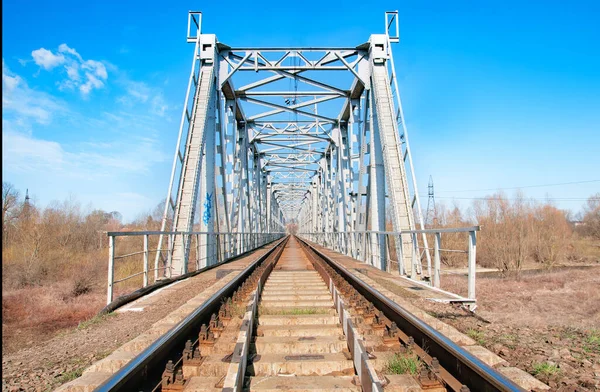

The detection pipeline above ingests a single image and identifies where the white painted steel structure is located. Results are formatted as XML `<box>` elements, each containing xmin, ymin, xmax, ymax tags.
<box><xmin>155</xmin><ymin>11</ymin><xmax>432</xmax><ymax>279</ymax></box>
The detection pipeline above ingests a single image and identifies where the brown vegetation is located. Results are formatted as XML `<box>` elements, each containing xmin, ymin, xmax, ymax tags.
<box><xmin>428</xmin><ymin>192</ymin><xmax>600</xmax><ymax>272</ymax></box>
<box><xmin>1</xmin><ymin>182</ymin><xmax>162</xmax><ymax>349</ymax></box>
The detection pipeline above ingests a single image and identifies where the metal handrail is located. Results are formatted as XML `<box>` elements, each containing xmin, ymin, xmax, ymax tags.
<box><xmin>108</xmin><ymin>230</ymin><xmax>284</xmax><ymax>236</ymax></box>
<box><xmin>298</xmin><ymin>227</ymin><xmax>479</xmax><ymax>310</ymax></box>
<box><xmin>106</xmin><ymin>231</ymin><xmax>286</xmax><ymax>305</ymax></box>
<box><xmin>299</xmin><ymin>226</ymin><xmax>480</xmax><ymax>235</ymax></box>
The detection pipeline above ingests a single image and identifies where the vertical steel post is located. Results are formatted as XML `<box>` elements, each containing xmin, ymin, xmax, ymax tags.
<box><xmin>143</xmin><ymin>234</ymin><xmax>149</xmax><ymax>287</ymax></box>
<box><xmin>154</xmin><ymin>235</ymin><xmax>160</xmax><ymax>281</ymax></box>
<box><xmin>167</xmin><ymin>234</ymin><xmax>173</xmax><ymax>277</ymax></box>
<box><xmin>181</xmin><ymin>233</ymin><xmax>187</xmax><ymax>275</ymax></box>
<box><xmin>411</xmin><ymin>232</ymin><xmax>418</xmax><ymax>280</ymax></box>
<box><xmin>107</xmin><ymin>235</ymin><xmax>115</xmax><ymax>305</ymax></box>
<box><xmin>433</xmin><ymin>232</ymin><xmax>441</xmax><ymax>288</ymax></box>
<box><xmin>468</xmin><ymin>230</ymin><xmax>477</xmax><ymax>301</ymax></box>
<box><xmin>216</xmin><ymin>234</ymin><xmax>221</xmax><ymax>264</ymax></box>
<box><xmin>194</xmin><ymin>234</ymin><xmax>200</xmax><ymax>270</ymax></box>
<box><xmin>396</xmin><ymin>233</ymin><xmax>404</xmax><ymax>275</ymax></box>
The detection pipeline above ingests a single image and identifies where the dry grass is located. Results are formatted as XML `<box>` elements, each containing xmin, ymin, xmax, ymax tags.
<box><xmin>2</xmin><ymin>283</ymin><xmax>104</xmax><ymax>352</ymax></box>
<box><xmin>1</xmin><ymin>184</ymin><xmax>170</xmax><ymax>351</ymax></box>
<box><xmin>442</xmin><ymin>267</ymin><xmax>600</xmax><ymax>329</ymax></box>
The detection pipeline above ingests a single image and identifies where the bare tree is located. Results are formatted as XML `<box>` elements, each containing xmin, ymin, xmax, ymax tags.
<box><xmin>581</xmin><ymin>193</ymin><xmax>600</xmax><ymax>239</ymax></box>
<box><xmin>2</xmin><ymin>182</ymin><xmax>20</xmax><ymax>242</ymax></box>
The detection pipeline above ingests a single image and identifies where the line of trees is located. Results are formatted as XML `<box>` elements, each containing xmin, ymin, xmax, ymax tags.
<box><xmin>3</xmin><ymin>182</ymin><xmax>600</xmax><ymax>293</ymax></box>
<box><xmin>428</xmin><ymin>192</ymin><xmax>600</xmax><ymax>271</ymax></box>
<box><xmin>2</xmin><ymin>183</ymin><xmax>124</xmax><ymax>291</ymax></box>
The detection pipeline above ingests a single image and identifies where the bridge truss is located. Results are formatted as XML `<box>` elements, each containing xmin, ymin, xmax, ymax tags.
<box><xmin>156</xmin><ymin>11</ymin><xmax>431</xmax><ymax>278</ymax></box>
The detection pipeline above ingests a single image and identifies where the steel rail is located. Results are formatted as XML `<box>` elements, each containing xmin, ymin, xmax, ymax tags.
<box><xmin>94</xmin><ymin>236</ymin><xmax>289</xmax><ymax>392</ymax></box>
<box><xmin>296</xmin><ymin>237</ymin><xmax>525</xmax><ymax>392</ymax></box>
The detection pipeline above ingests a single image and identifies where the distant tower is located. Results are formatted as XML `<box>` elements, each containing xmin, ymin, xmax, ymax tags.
<box><xmin>22</xmin><ymin>188</ymin><xmax>32</xmax><ymax>219</ymax></box>
<box><xmin>425</xmin><ymin>176</ymin><xmax>437</xmax><ymax>227</ymax></box>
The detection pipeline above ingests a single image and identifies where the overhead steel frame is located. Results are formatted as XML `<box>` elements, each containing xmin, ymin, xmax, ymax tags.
<box><xmin>157</xmin><ymin>10</ymin><xmax>430</xmax><ymax>279</ymax></box>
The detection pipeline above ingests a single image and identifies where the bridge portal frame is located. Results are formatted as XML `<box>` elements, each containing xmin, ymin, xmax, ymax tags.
<box><xmin>155</xmin><ymin>10</ymin><xmax>431</xmax><ymax>280</ymax></box>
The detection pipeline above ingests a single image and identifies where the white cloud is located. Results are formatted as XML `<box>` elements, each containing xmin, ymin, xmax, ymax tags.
<box><xmin>3</xmin><ymin>58</ymin><xmax>173</xmax><ymax>220</ymax></box>
<box><xmin>118</xmin><ymin>80</ymin><xmax>170</xmax><ymax>117</ymax></box>
<box><xmin>2</xmin><ymin>126</ymin><xmax>65</xmax><ymax>172</ymax></box>
<box><xmin>31</xmin><ymin>48</ymin><xmax>65</xmax><ymax>70</ymax></box>
<box><xmin>58</xmin><ymin>43</ymin><xmax>83</xmax><ymax>61</ymax></box>
<box><xmin>2</xmin><ymin>61</ymin><xmax>166</xmax><ymax>175</ymax></box>
<box><xmin>2</xmin><ymin>61</ymin><xmax>21</xmax><ymax>91</ymax></box>
<box><xmin>31</xmin><ymin>43</ymin><xmax>108</xmax><ymax>96</ymax></box>
<box><xmin>151</xmin><ymin>95</ymin><xmax>169</xmax><ymax>117</ymax></box>
<box><xmin>80</xmin><ymin>72</ymin><xmax>104</xmax><ymax>95</ymax></box>
<box><xmin>82</xmin><ymin>60</ymin><xmax>107</xmax><ymax>80</ymax></box>
<box><xmin>3</xmin><ymin>121</ymin><xmax>166</xmax><ymax>178</ymax></box>
<box><xmin>2</xmin><ymin>60</ymin><xmax>67</xmax><ymax>124</ymax></box>
<box><xmin>65</xmin><ymin>63</ymin><xmax>80</xmax><ymax>81</ymax></box>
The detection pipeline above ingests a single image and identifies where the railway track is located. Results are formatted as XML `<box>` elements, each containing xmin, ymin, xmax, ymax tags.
<box><xmin>94</xmin><ymin>236</ymin><xmax>525</xmax><ymax>392</ymax></box>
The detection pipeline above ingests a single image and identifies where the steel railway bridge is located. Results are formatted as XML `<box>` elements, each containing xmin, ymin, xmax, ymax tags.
<box><xmin>106</xmin><ymin>11</ymin><xmax>479</xmax><ymax>308</ymax></box>
<box><xmin>60</xmin><ymin>11</ymin><xmax>549</xmax><ymax>392</ymax></box>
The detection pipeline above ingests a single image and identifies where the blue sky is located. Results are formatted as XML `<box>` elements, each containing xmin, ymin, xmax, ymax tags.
<box><xmin>2</xmin><ymin>0</ymin><xmax>599</xmax><ymax>221</ymax></box>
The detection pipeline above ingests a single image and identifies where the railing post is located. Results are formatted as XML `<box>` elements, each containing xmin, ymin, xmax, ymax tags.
<box><xmin>468</xmin><ymin>230</ymin><xmax>477</xmax><ymax>302</ymax></box>
<box><xmin>369</xmin><ymin>232</ymin><xmax>375</xmax><ymax>267</ymax></box>
<box><xmin>195</xmin><ymin>234</ymin><xmax>200</xmax><ymax>270</ymax></box>
<box><xmin>229</xmin><ymin>233</ymin><xmax>232</xmax><ymax>257</ymax></box>
<box><xmin>154</xmin><ymin>235</ymin><xmax>160</xmax><ymax>281</ymax></box>
<box><xmin>384</xmin><ymin>234</ymin><xmax>389</xmax><ymax>273</ymax></box>
<box><xmin>411</xmin><ymin>232</ymin><xmax>418</xmax><ymax>279</ymax></box>
<box><xmin>216</xmin><ymin>233</ymin><xmax>221</xmax><ymax>265</ymax></box>
<box><xmin>143</xmin><ymin>234</ymin><xmax>149</xmax><ymax>287</ymax></box>
<box><xmin>433</xmin><ymin>232</ymin><xmax>441</xmax><ymax>288</ymax></box>
<box><xmin>107</xmin><ymin>235</ymin><xmax>115</xmax><ymax>305</ymax></box>
<box><xmin>397</xmin><ymin>233</ymin><xmax>404</xmax><ymax>276</ymax></box>
<box><xmin>167</xmin><ymin>234</ymin><xmax>173</xmax><ymax>278</ymax></box>
<box><xmin>181</xmin><ymin>233</ymin><xmax>187</xmax><ymax>274</ymax></box>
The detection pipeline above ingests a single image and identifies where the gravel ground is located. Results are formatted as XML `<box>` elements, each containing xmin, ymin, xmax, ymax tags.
<box><xmin>1</xmin><ymin>244</ymin><xmax>277</xmax><ymax>392</ymax></box>
<box><xmin>417</xmin><ymin>267</ymin><xmax>600</xmax><ymax>391</ymax></box>
<box><xmin>2</xmin><ymin>274</ymin><xmax>216</xmax><ymax>392</ymax></box>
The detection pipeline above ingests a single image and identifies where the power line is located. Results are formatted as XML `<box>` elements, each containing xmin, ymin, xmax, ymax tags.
<box><xmin>436</xmin><ymin>179</ymin><xmax>600</xmax><ymax>193</ymax></box>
